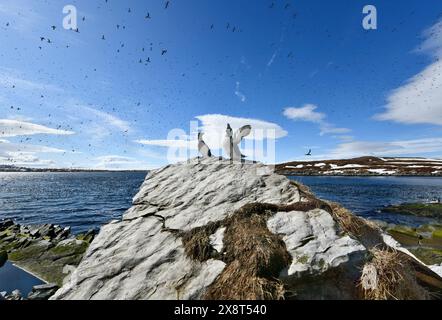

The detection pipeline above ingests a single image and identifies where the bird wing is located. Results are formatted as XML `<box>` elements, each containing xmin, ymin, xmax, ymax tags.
<box><xmin>233</xmin><ymin>125</ymin><xmax>252</xmax><ymax>144</ymax></box>
<box><xmin>198</xmin><ymin>141</ymin><xmax>212</xmax><ymax>157</ymax></box>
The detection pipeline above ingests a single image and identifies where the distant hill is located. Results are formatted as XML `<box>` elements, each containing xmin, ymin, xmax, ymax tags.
<box><xmin>0</xmin><ymin>165</ymin><xmax>148</xmax><ymax>173</ymax></box>
<box><xmin>276</xmin><ymin>156</ymin><xmax>442</xmax><ymax>176</ymax></box>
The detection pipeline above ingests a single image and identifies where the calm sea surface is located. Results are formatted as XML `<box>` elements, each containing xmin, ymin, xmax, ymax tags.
<box><xmin>1</xmin><ymin>173</ymin><xmax>442</xmax><ymax>234</ymax></box>
<box><xmin>290</xmin><ymin>176</ymin><xmax>442</xmax><ymax>226</ymax></box>
<box><xmin>0</xmin><ymin>172</ymin><xmax>147</xmax><ymax>234</ymax></box>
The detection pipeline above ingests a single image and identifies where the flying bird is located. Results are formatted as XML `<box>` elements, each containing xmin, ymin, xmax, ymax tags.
<box><xmin>51</xmin><ymin>25</ymin><xmax>56</xmax><ymax>30</ymax></box>
<box><xmin>198</xmin><ymin>132</ymin><xmax>212</xmax><ymax>157</ymax></box>
<box><xmin>223</xmin><ymin>124</ymin><xmax>252</xmax><ymax>161</ymax></box>
<box><xmin>165</xmin><ymin>1</ymin><xmax>170</xmax><ymax>9</ymax></box>
<box><xmin>305</xmin><ymin>149</ymin><xmax>312</xmax><ymax>156</ymax></box>
<box><xmin>161</xmin><ymin>49</ymin><xmax>167</xmax><ymax>55</ymax></box>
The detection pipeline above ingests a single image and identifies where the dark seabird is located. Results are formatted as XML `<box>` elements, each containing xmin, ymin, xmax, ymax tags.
<box><xmin>198</xmin><ymin>132</ymin><xmax>212</xmax><ymax>157</ymax></box>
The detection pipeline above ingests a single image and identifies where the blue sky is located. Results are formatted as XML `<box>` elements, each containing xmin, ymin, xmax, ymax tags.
<box><xmin>1</xmin><ymin>0</ymin><xmax>442</xmax><ymax>169</ymax></box>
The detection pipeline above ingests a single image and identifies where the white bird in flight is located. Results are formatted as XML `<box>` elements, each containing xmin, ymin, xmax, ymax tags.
<box><xmin>223</xmin><ymin>124</ymin><xmax>252</xmax><ymax>161</ymax></box>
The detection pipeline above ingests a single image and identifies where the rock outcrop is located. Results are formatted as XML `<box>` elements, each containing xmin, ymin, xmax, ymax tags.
<box><xmin>0</xmin><ymin>220</ymin><xmax>96</xmax><ymax>286</ymax></box>
<box><xmin>52</xmin><ymin>158</ymin><xmax>442</xmax><ymax>300</ymax></box>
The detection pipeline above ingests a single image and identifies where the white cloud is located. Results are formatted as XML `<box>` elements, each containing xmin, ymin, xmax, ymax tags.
<box><xmin>0</xmin><ymin>1</ymin><xmax>43</xmax><ymax>34</ymax></box>
<box><xmin>80</xmin><ymin>106</ymin><xmax>131</xmax><ymax>132</ymax></box>
<box><xmin>234</xmin><ymin>82</ymin><xmax>246</xmax><ymax>102</ymax></box>
<box><xmin>329</xmin><ymin>137</ymin><xmax>442</xmax><ymax>159</ymax></box>
<box><xmin>375</xmin><ymin>19</ymin><xmax>442</xmax><ymax>125</ymax></box>
<box><xmin>283</xmin><ymin>104</ymin><xmax>350</xmax><ymax>136</ymax></box>
<box><xmin>135</xmin><ymin>139</ymin><xmax>197</xmax><ymax>149</ymax></box>
<box><xmin>0</xmin><ymin>67</ymin><xmax>63</xmax><ymax>93</ymax></box>
<box><xmin>0</xmin><ymin>139</ymin><xmax>65</xmax><ymax>167</ymax></box>
<box><xmin>196</xmin><ymin>114</ymin><xmax>287</xmax><ymax>149</ymax></box>
<box><xmin>134</xmin><ymin>114</ymin><xmax>286</xmax><ymax>164</ymax></box>
<box><xmin>0</xmin><ymin>119</ymin><xmax>74</xmax><ymax>137</ymax></box>
<box><xmin>267</xmin><ymin>50</ymin><xmax>278</xmax><ymax>67</ymax></box>
<box><xmin>283</xmin><ymin>104</ymin><xmax>325</xmax><ymax>122</ymax></box>
<box><xmin>94</xmin><ymin>155</ymin><xmax>153</xmax><ymax>170</ymax></box>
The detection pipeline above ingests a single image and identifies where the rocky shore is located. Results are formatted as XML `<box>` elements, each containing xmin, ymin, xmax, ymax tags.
<box><xmin>47</xmin><ymin>157</ymin><xmax>442</xmax><ymax>300</ymax></box>
<box><xmin>376</xmin><ymin>203</ymin><xmax>442</xmax><ymax>271</ymax></box>
<box><xmin>0</xmin><ymin>219</ymin><xmax>96</xmax><ymax>300</ymax></box>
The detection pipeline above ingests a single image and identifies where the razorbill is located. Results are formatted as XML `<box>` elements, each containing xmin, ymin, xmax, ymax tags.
<box><xmin>223</xmin><ymin>124</ymin><xmax>252</xmax><ymax>161</ymax></box>
<box><xmin>198</xmin><ymin>132</ymin><xmax>212</xmax><ymax>157</ymax></box>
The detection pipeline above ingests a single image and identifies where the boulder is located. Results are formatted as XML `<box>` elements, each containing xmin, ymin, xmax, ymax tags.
<box><xmin>51</xmin><ymin>158</ymin><xmax>442</xmax><ymax>300</ymax></box>
<box><xmin>54</xmin><ymin>227</ymin><xmax>71</xmax><ymax>241</ymax></box>
<box><xmin>0</xmin><ymin>219</ymin><xmax>13</xmax><ymax>231</ymax></box>
<box><xmin>10</xmin><ymin>289</ymin><xmax>22</xmax><ymax>300</ymax></box>
<box><xmin>28</xmin><ymin>283</ymin><xmax>59</xmax><ymax>300</ymax></box>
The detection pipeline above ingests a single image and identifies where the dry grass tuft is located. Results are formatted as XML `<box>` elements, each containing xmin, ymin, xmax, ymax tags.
<box><xmin>205</xmin><ymin>206</ymin><xmax>291</xmax><ymax>300</ymax></box>
<box><xmin>328</xmin><ymin>202</ymin><xmax>385</xmax><ymax>249</ymax></box>
<box><xmin>360</xmin><ymin>248</ymin><xmax>430</xmax><ymax>300</ymax></box>
<box><xmin>180</xmin><ymin>221</ymin><xmax>222</xmax><ymax>262</ymax></box>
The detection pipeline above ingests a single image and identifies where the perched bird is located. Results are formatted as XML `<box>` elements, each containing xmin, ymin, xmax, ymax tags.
<box><xmin>305</xmin><ymin>149</ymin><xmax>312</xmax><ymax>156</ymax></box>
<box><xmin>223</xmin><ymin>124</ymin><xmax>251</xmax><ymax>161</ymax></box>
<box><xmin>198</xmin><ymin>132</ymin><xmax>212</xmax><ymax>157</ymax></box>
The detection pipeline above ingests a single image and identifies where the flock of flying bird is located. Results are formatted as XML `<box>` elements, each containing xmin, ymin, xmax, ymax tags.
<box><xmin>1</xmin><ymin>0</ymin><xmax>301</xmax><ymax>161</ymax></box>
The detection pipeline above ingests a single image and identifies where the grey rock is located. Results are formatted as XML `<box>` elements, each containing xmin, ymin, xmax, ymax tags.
<box><xmin>0</xmin><ymin>219</ymin><xmax>13</xmax><ymax>231</ymax></box>
<box><xmin>10</xmin><ymin>289</ymin><xmax>22</xmax><ymax>300</ymax></box>
<box><xmin>28</xmin><ymin>283</ymin><xmax>59</xmax><ymax>300</ymax></box>
<box><xmin>38</xmin><ymin>224</ymin><xmax>55</xmax><ymax>238</ymax></box>
<box><xmin>54</xmin><ymin>227</ymin><xmax>71</xmax><ymax>241</ymax></box>
<box><xmin>1</xmin><ymin>235</ymin><xmax>15</xmax><ymax>243</ymax></box>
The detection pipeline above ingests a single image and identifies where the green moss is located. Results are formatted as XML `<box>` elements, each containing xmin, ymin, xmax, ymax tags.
<box><xmin>8</xmin><ymin>242</ymin><xmax>50</xmax><ymax>261</ymax></box>
<box><xmin>318</xmin><ymin>258</ymin><xmax>326</xmax><ymax>269</ymax></box>
<box><xmin>383</xmin><ymin>203</ymin><xmax>442</xmax><ymax>219</ymax></box>
<box><xmin>8</xmin><ymin>240</ymin><xmax>89</xmax><ymax>286</ymax></box>
<box><xmin>49</xmin><ymin>240</ymin><xmax>88</xmax><ymax>257</ymax></box>
<box><xmin>409</xmin><ymin>247</ymin><xmax>442</xmax><ymax>265</ymax></box>
<box><xmin>432</xmin><ymin>229</ymin><xmax>442</xmax><ymax>239</ymax></box>
<box><xmin>297</xmin><ymin>255</ymin><xmax>309</xmax><ymax>264</ymax></box>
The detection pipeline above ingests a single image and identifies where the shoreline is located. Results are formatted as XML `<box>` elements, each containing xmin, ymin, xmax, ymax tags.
<box><xmin>11</xmin><ymin>262</ymin><xmax>49</xmax><ymax>285</ymax></box>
